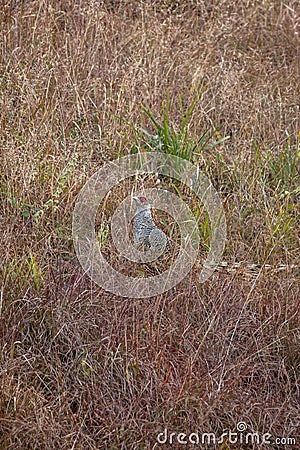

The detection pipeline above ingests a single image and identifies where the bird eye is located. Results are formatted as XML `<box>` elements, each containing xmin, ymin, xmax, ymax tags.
<box><xmin>139</xmin><ymin>196</ymin><xmax>147</xmax><ymax>203</ymax></box>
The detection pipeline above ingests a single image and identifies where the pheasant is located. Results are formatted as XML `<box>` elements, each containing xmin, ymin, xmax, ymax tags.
<box><xmin>132</xmin><ymin>195</ymin><xmax>172</xmax><ymax>268</ymax></box>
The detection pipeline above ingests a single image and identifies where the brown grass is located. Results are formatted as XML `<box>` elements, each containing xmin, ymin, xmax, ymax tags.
<box><xmin>0</xmin><ymin>1</ymin><xmax>299</xmax><ymax>449</ymax></box>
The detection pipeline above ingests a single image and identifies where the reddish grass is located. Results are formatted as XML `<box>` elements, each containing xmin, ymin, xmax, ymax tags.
<box><xmin>0</xmin><ymin>1</ymin><xmax>299</xmax><ymax>449</ymax></box>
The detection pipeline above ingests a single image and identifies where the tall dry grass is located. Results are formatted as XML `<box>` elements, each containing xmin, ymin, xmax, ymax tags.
<box><xmin>0</xmin><ymin>1</ymin><xmax>299</xmax><ymax>449</ymax></box>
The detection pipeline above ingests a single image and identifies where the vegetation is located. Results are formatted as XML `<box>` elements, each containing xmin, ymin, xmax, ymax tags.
<box><xmin>0</xmin><ymin>1</ymin><xmax>299</xmax><ymax>449</ymax></box>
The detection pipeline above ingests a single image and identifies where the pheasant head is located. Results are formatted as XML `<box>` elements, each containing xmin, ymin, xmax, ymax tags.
<box><xmin>133</xmin><ymin>195</ymin><xmax>151</xmax><ymax>213</ymax></box>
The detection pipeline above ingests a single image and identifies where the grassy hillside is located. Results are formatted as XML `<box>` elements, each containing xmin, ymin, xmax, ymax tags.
<box><xmin>0</xmin><ymin>1</ymin><xmax>299</xmax><ymax>449</ymax></box>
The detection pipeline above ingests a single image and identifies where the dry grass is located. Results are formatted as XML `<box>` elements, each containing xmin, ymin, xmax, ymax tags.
<box><xmin>0</xmin><ymin>1</ymin><xmax>299</xmax><ymax>449</ymax></box>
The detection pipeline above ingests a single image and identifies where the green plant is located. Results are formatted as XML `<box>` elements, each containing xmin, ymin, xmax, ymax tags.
<box><xmin>252</xmin><ymin>135</ymin><xmax>299</xmax><ymax>197</ymax></box>
<box><xmin>33</xmin><ymin>155</ymin><xmax>78</xmax><ymax>223</ymax></box>
<box><xmin>97</xmin><ymin>222</ymin><xmax>109</xmax><ymax>248</ymax></box>
<box><xmin>132</xmin><ymin>91</ymin><xmax>229</xmax><ymax>162</ymax></box>
<box><xmin>2</xmin><ymin>251</ymin><xmax>43</xmax><ymax>293</ymax></box>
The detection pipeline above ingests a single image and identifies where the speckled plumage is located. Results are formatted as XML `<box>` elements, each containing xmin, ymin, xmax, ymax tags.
<box><xmin>133</xmin><ymin>196</ymin><xmax>170</xmax><ymax>255</ymax></box>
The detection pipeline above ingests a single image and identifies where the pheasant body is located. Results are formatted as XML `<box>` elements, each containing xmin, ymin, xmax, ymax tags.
<box><xmin>133</xmin><ymin>196</ymin><xmax>170</xmax><ymax>256</ymax></box>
